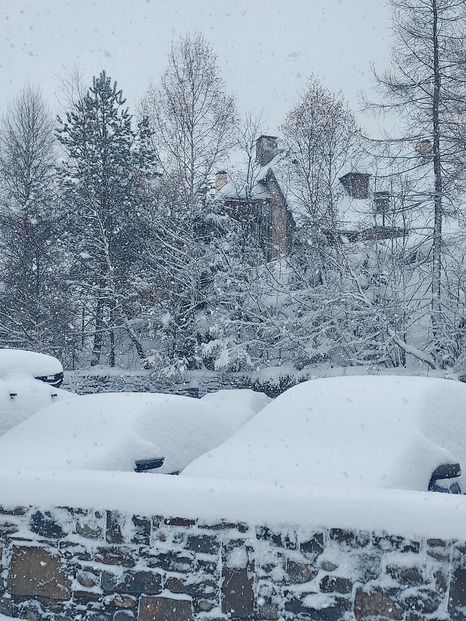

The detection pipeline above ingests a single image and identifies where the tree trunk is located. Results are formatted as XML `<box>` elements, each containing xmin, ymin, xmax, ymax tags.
<box><xmin>431</xmin><ymin>0</ymin><xmax>444</xmax><ymax>362</ymax></box>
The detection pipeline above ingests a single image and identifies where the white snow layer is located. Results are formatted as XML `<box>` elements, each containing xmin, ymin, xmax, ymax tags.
<box><xmin>0</xmin><ymin>348</ymin><xmax>62</xmax><ymax>377</ymax></box>
<box><xmin>0</xmin><ymin>467</ymin><xmax>466</xmax><ymax>540</ymax></box>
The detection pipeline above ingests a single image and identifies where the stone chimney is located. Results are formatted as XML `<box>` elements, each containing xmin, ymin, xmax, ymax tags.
<box><xmin>256</xmin><ymin>135</ymin><xmax>278</xmax><ymax>167</ymax></box>
<box><xmin>215</xmin><ymin>170</ymin><xmax>228</xmax><ymax>192</ymax></box>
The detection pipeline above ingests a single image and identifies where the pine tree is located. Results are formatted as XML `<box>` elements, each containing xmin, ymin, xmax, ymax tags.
<box><xmin>57</xmin><ymin>71</ymin><xmax>155</xmax><ymax>366</ymax></box>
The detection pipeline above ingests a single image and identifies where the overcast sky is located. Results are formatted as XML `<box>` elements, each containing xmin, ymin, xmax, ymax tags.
<box><xmin>0</xmin><ymin>0</ymin><xmax>393</xmax><ymax>134</ymax></box>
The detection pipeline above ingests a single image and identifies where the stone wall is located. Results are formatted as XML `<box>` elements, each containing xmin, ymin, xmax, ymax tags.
<box><xmin>0</xmin><ymin>504</ymin><xmax>465</xmax><ymax>620</ymax></box>
<box><xmin>62</xmin><ymin>369</ymin><xmax>304</xmax><ymax>398</ymax></box>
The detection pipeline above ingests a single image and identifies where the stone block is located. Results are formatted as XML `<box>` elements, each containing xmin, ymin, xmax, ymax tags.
<box><xmin>449</xmin><ymin>567</ymin><xmax>466</xmax><ymax>619</ymax></box>
<box><xmin>221</xmin><ymin>567</ymin><xmax>254</xmax><ymax>618</ymax></box>
<box><xmin>358</xmin><ymin>552</ymin><xmax>382</xmax><ymax>582</ymax></box>
<box><xmin>196</xmin><ymin>557</ymin><xmax>218</xmax><ymax>573</ymax></box>
<box><xmin>8</xmin><ymin>545</ymin><xmax>71</xmax><ymax>600</ymax></box>
<box><xmin>402</xmin><ymin>587</ymin><xmax>440</xmax><ymax>614</ymax></box>
<box><xmin>165</xmin><ymin>575</ymin><xmax>216</xmax><ymax>599</ymax></box>
<box><xmin>17</xmin><ymin>600</ymin><xmax>43</xmax><ymax>621</ymax></box>
<box><xmin>354</xmin><ymin>587</ymin><xmax>403</xmax><ymax>620</ymax></box>
<box><xmin>0</xmin><ymin>506</ymin><xmax>28</xmax><ymax>516</ymax></box>
<box><xmin>95</xmin><ymin>546</ymin><xmax>136</xmax><ymax>567</ymax></box>
<box><xmin>0</xmin><ymin>596</ymin><xmax>13</xmax><ymax>617</ymax></box>
<box><xmin>285</xmin><ymin>594</ymin><xmax>350</xmax><ymax>620</ymax></box>
<box><xmin>76</xmin><ymin>519</ymin><xmax>103</xmax><ymax>540</ymax></box>
<box><xmin>138</xmin><ymin>595</ymin><xmax>192</xmax><ymax>621</ymax></box>
<box><xmin>427</xmin><ymin>548</ymin><xmax>450</xmax><ymax>561</ymax></box>
<box><xmin>30</xmin><ymin>510</ymin><xmax>66</xmax><ymax>539</ymax></box>
<box><xmin>257</xmin><ymin>595</ymin><xmax>280</xmax><ymax>620</ymax></box>
<box><xmin>256</xmin><ymin>525</ymin><xmax>296</xmax><ymax>549</ymax></box>
<box><xmin>113</xmin><ymin>612</ymin><xmax>135</xmax><ymax>621</ymax></box>
<box><xmin>131</xmin><ymin>515</ymin><xmax>151</xmax><ymax>546</ymax></box>
<box><xmin>385</xmin><ymin>564</ymin><xmax>424</xmax><ymax>586</ymax></box>
<box><xmin>373</xmin><ymin>534</ymin><xmax>419</xmax><ymax>553</ymax></box>
<box><xmin>73</xmin><ymin>589</ymin><xmax>102</xmax><ymax>604</ymax></box>
<box><xmin>102</xmin><ymin>570</ymin><xmax>162</xmax><ymax>595</ymax></box>
<box><xmin>203</xmin><ymin>520</ymin><xmax>247</xmax><ymax>532</ymax></box>
<box><xmin>319</xmin><ymin>574</ymin><xmax>353</xmax><ymax>594</ymax></box>
<box><xmin>300</xmin><ymin>532</ymin><xmax>324</xmax><ymax>555</ymax></box>
<box><xmin>106</xmin><ymin>510</ymin><xmax>124</xmax><ymax>544</ymax></box>
<box><xmin>434</xmin><ymin>569</ymin><xmax>448</xmax><ymax>592</ymax></box>
<box><xmin>195</xmin><ymin>599</ymin><xmax>215</xmax><ymax>613</ymax></box>
<box><xmin>0</xmin><ymin>521</ymin><xmax>19</xmax><ymax>536</ymax></box>
<box><xmin>284</xmin><ymin>559</ymin><xmax>316</xmax><ymax>584</ymax></box>
<box><xmin>185</xmin><ymin>533</ymin><xmax>219</xmax><ymax>555</ymax></box>
<box><xmin>76</xmin><ymin>569</ymin><xmax>99</xmax><ymax>588</ymax></box>
<box><xmin>144</xmin><ymin>550</ymin><xmax>194</xmax><ymax>572</ymax></box>
<box><xmin>427</xmin><ymin>538</ymin><xmax>447</xmax><ymax>547</ymax></box>
<box><xmin>329</xmin><ymin>528</ymin><xmax>369</xmax><ymax>548</ymax></box>
<box><xmin>58</xmin><ymin>540</ymin><xmax>92</xmax><ymax>561</ymax></box>
<box><xmin>103</xmin><ymin>594</ymin><xmax>137</xmax><ymax>610</ymax></box>
<box><xmin>164</xmin><ymin>517</ymin><xmax>195</xmax><ymax>527</ymax></box>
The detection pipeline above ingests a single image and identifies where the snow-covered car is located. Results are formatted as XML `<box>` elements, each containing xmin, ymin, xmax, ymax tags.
<box><xmin>0</xmin><ymin>375</ymin><xmax>72</xmax><ymax>437</ymax></box>
<box><xmin>182</xmin><ymin>375</ymin><xmax>466</xmax><ymax>493</ymax></box>
<box><xmin>0</xmin><ymin>389</ymin><xmax>269</xmax><ymax>474</ymax></box>
<box><xmin>0</xmin><ymin>348</ymin><xmax>64</xmax><ymax>387</ymax></box>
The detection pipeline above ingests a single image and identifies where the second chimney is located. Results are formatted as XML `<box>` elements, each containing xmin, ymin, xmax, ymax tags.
<box><xmin>256</xmin><ymin>135</ymin><xmax>278</xmax><ymax>167</ymax></box>
<box><xmin>215</xmin><ymin>170</ymin><xmax>228</xmax><ymax>192</ymax></box>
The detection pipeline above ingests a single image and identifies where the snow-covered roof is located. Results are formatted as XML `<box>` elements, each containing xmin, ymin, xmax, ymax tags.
<box><xmin>0</xmin><ymin>349</ymin><xmax>62</xmax><ymax>378</ymax></box>
<box><xmin>215</xmin><ymin>151</ymin><xmax>286</xmax><ymax>203</ymax></box>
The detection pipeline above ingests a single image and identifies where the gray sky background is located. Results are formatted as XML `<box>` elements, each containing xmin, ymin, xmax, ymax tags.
<box><xmin>0</xmin><ymin>0</ymin><xmax>393</xmax><ymax>134</ymax></box>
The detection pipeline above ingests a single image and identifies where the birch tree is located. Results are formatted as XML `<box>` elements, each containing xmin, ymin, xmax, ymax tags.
<box><xmin>280</xmin><ymin>77</ymin><xmax>361</xmax><ymax>235</ymax></box>
<box><xmin>143</xmin><ymin>34</ymin><xmax>237</xmax><ymax>371</ymax></box>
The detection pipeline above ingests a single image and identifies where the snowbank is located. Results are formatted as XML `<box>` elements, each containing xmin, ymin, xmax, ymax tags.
<box><xmin>1</xmin><ymin>467</ymin><xmax>466</xmax><ymax>540</ymax></box>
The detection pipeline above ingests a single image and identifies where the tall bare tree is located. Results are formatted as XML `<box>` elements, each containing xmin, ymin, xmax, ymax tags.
<box><xmin>368</xmin><ymin>0</ymin><xmax>466</xmax><ymax>365</ymax></box>
<box><xmin>0</xmin><ymin>85</ymin><xmax>71</xmax><ymax>357</ymax></box>
<box><xmin>144</xmin><ymin>32</ymin><xmax>237</xmax><ymax>211</ymax></box>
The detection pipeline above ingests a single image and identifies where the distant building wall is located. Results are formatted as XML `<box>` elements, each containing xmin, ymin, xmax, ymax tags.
<box><xmin>0</xmin><ymin>502</ymin><xmax>464</xmax><ymax>620</ymax></box>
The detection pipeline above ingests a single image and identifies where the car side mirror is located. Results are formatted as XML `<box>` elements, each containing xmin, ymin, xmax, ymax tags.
<box><xmin>134</xmin><ymin>457</ymin><xmax>165</xmax><ymax>472</ymax></box>
<box><xmin>428</xmin><ymin>462</ymin><xmax>462</xmax><ymax>493</ymax></box>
